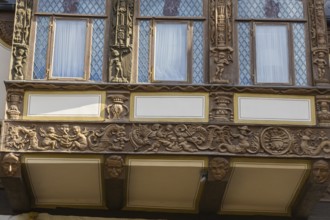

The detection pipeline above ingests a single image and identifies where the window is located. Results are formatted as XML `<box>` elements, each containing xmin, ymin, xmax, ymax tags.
<box><xmin>237</xmin><ymin>0</ymin><xmax>309</xmax><ymax>86</ymax></box>
<box><xmin>32</xmin><ymin>0</ymin><xmax>107</xmax><ymax>81</ymax></box>
<box><xmin>136</xmin><ymin>0</ymin><xmax>206</xmax><ymax>84</ymax></box>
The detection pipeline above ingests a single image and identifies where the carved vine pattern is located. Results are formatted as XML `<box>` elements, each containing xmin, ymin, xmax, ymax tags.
<box><xmin>4</xmin><ymin>123</ymin><xmax>330</xmax><ymax>157</ymax></box>
<box><xmin>109</xmin><ymin>0</ymin><xmax>134</xmax><ymax>83</ymax></box>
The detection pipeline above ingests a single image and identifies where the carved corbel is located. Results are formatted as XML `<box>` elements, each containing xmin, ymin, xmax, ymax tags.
<box><xmin>109</xmin><ymin>0</ymin><xmax>134</xmax><ymax>83</ymax></box>
<box><xmin>316</xmin><ymin>95</ymin><xmax>330</xmax><ymax>126</ymax></box>
<box><xmin>0</xmin><ymin>153</ymin><xmax>20</xmax><ymax>177</ymax></box>
<box><xmin>208</xmin><ymin>157</ymin><xmax>229</xmax><ymax>181</ymax></box>
<box><xmin>209</xmin><ymin>0</ymin><xmax>233</xmax><ymax>84</ymax></box>
<box><xmin>309</xmin><ymin>0</ymin><xmax>330</xmax><ymax>84</ymax></box>
<box><xmin>6</xmin><ymin>89</ymin><xmax>24</xmax><ymax>120</ymax></box>
<box><xmin>106</xmin><ymin>91</ymin><xmax>130</xmax><ymax>121</ymax></box>
<box><xmin>10</xmin><ymin>0</ymin><xmax>33</xmax><ymax>80</ymax></box>
<box><xmin>104</xmin><ymin>155</ymin><xmax>125</xmax><ymax>179</ymax></box>
<box><xmin>209</xmin><ymin>92</ymin><xmax>233</xmax><ymax>122</ymax></box>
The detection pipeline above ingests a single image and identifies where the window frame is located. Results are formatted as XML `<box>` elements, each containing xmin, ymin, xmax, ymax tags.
<box><xmin>133</xmin><ymin>0</ymin><xmax>208</xmax><ymax>84</ymax></box>
<box><xmin>234</xmin><ymin>0</ymin><xmax>311</xmax><ymax>86</ymax></box>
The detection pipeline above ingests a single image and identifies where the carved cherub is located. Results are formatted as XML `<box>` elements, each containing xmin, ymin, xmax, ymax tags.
<box><xmin>40</xmin><ymin>127</ymin><xmax>61</xmax><ymax>150</ymax></box>
<box><xmin>110</xmin><ymin>49</ymin><xmax>124</xmax><ymax>81</ymax></box>
<box><xmin>13</xmin><ymin>47</ymin><xmax>26</xmax><ymax>80</ymax></box>
<box><xmin>70</xmin><ymin>126</ymin><xmax>88</xmax><ymax>151</ymax></box>
<box><xmin>313</xmin><ymin>51</ymin><xmax>327</xmax><ymax>80</ymax></box>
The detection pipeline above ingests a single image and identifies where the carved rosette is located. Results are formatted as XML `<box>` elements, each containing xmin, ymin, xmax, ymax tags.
<box><xmin>209</xmin><ymin>0</ymin><xmax>233</xmax><ymax>84</ymax></box>
<box><xmin>309</xmin><ymin>0</ymin><xmax>330</xmax><ymax>84</ymax></box>
<box><xmin>11</xmin><ymin>0</ymin><xmax>33</xmax><ymax>80</ymax></box>
<box><xmin>209</xmin><ymin>92</ymin><xmax>233</xmax><ymax>122</ymax></box>
<box><xmin>6</xmin><ymin>89</ymin><xmax>24</xmax><ymax>120</ymax></box>
<box><xmin>316</xmin><ymin>95</ymin><xmax>330</xmax><ymax>126</ymax></box>
<box><xmin>106</xmin><ymin>92</ymin><xmax>129</xmax><ymax>121</ymax></box>
<box><xmin>109</xmin><ymin>0</ymin><xmax>134</xmax><ymax>83</ymax></box>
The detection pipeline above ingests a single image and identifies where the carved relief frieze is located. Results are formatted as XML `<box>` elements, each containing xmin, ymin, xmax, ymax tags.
<box><xmin>109</xmin><ymin>0</ymin><xmax>134</xmax><ymax>83</ymax></box>
<box><xmin>209</xmin><ymin>92</ymin><xmax>233</xmax><ymax>122</ymax></box>
<box><xmin>106</xmin><ymin>92</ymin><xmax>129</xmax><ymax>121</ymax></box>
<box><xmin>6</xmin><ymin>89</ymin><xmax>24</xmax><ymax>120</ymax></box>
<box><xmin>0</xmin><ymin>152</ymin><xmax>20</xmax><ymax>177</ymax></box>
<box><xmin>3</xmin><ymin>122</ymin><xmax>330</xmax><ymax>158</ymax></box>
<box><xmin>309</xmin><ymin>0</ymin><xmax>330</xmax><ymax>84</ymax></box>
<box><xmin>209</xmin><ymin>0</ymin><xmax>233</xmax><ymax>84</ymax></box>
<box><xmin>316</xmin><ymin>95</ymin><xmax>330</xmax><ymax>126</ymax></box>
<box><xmin>11</xmin><ymin>0</ymin><xmax>33</xmax><ymax>80</ymax></box>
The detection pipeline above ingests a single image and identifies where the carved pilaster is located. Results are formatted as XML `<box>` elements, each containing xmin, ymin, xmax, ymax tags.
<box><xmin>316</xmin><ymin>95</ymin><xmax>330</xmax><ymax>126</ymax></box>
<box><xmin>6</xmin><ymin>89</ymin><xmax>24</xmax><ymax>120</ymax></box>
<box><xmin>109</xmin><ymin>0</ymin><xmax>134</xmax><ymax>83</ymax></box>
<box><xmin>10</xmin><ymin>0</ymin><xmax>33</xmax><ymax>80</ymax></box>
<box><xmin>106</xmin><ymin>91</ymin><xmax>130</xmax><ymax>121</ymax></box>
<box><xmin>209</xmin><ymin>92</ymin><xmax>233</xmax><ymax>122</ymax></box>
<box><xmin>309</xmin><ymin>0</ymin><xmax>330</xmax><ymax>84</ymax></box>
<box><xmin>209</xmin><ymin>0</ymin><xmax>233</xmax><ymax>84</ymax></box>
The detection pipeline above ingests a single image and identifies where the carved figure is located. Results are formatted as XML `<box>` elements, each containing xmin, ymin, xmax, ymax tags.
<box><xmin>1</xmin><ymin>153</ymin><xmax>20</xmax><ymax>177</ymax></box>
<box><xmin>210</xmin><ymin>47</ymin><xmax>233</xmax><ymax>83</ymax></box>
<box><xmin>13</xmin><ymin>47</ymin><xmax>26</xmax><ymax>80</ymax></box>
<box><xmin>215</xmin><ymin>52</ymin><xmax>229</xmax><ymax>80</ymax></box>
<box><xmin>298</xmin><ymin>129</ymin><xmax>330</xmax><ymax>155</ymax></box>
<box><xmin>110</xmin><ymin>49</ymin><xmax>128</xmax><ymax>83</ymax></box>
<box><xmin>105</xmin><ymin>155</ymin><xmax>124</xmax><ymax>178</ymax></box>
<box><xmin>313</xmin><ymin>160</ymin><xmax>329</xmax><ymax>184</ymax></box>
<box><xmin>317</xmin><ymin>98</ymin><xmax>330</xmax><ymax>124</ymax></box>
<box><xmin>209</xmin><ymin>157</ymin><xmax>229</xmax><ymax>181</ymax></box>
<box><xmin>6</xmin><ymin>105</ymin><xmax>20</xmax><ymax>120</ymax></box>
<box><xmin>70</xmin><ymin>126</ymin><xmax>88</xmax><ymax>150</ymax></box>
<box><xmin>14</xmin><ymin>1</ymin><xmax>25</xmax><ymax>43</ymax></box>
<box><xmin>6</xmin><ymin>126</ymin><xmax>41</xmax><ymax>150</ymax></box>
<box><xmin>40</xmin><ymin>127</ymin><xmax>61</xmax><ymax>150</ymax></box>
<box><xmin>107</xmin><ymin>95</ymin><xmax>129</xmax><ymax>120</ymax></box>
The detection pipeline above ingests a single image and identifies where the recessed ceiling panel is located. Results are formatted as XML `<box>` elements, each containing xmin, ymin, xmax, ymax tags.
<box><xmin>126</xmin><ymin>157</ymin><xmax>207</xmax><ymax>212</ymax></box>
<box><xmin>220</xmin><ymin>159</ymin><xmax>310</xmax><ymax>215</ymax></box>
<box><xmin>24</xmin><ymin>155</ymin><xmax>103</xmax><ymax>207</ymax></box>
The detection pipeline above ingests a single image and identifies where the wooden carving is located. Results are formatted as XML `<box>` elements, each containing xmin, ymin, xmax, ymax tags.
<box><xmin>109</xmin><ymin>0</ymin><xmax>134</xmax><ymax>83</ymax></box>
<box><xmin>309</xmin><ymin>0</ymin><xmax>330</xmax><ymax>84</ymax></box>
<box><xmin>105</xmin><ymin>155</ymin><xmax>124</xmax><ymax>179</ymax></box>
<box><xmin>106</xmin><ymin>92</ymin><xmax>129</xmax><ymax>120</ymax></box>
<box><xmin>209</xmin><ymin>0</ymin><xmax>233</xmax><ymax>84</ymax></box>
<box><xmin>6</xmin><ymin>89</ymin><xmax>23</xmax><ymax>120</ymax></box>
<box><xmin>1</xmin><ymin>153</ymin><xmax>20</xmax><ymax>177</ymax></box>
<box><xmin>312</xmin><ymin>160</ymin><xmax>329</xmax><ymax>184</ymax></box>
<box><xmin>316</xmin><ymin>95</ymin><xmax>330</xmax><ymax>126</ymax></box>
<box><xmin>209</xmin><ymin>157</ymin><xmax>229</xmax><ymax>181</ymax></box>
<box><xmin>209</xmin><ymin>92</ymin><xmax>233</xmax><ymax>122</ymax></box>
<box><xmin>11</xmin><ymin>0</ymin><xmax>32</xmax><ymax>80</ymax></box>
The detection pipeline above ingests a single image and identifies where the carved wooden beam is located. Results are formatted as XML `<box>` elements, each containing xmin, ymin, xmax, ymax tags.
<box><xmin>108</xmin><ymin>0</ymin><xmax>134</xmax><ymax>83</ymax></box>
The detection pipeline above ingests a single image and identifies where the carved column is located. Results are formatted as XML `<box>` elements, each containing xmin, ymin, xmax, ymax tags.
<box><xmin>109</xmin><ymin>0</ymin><xmax>134</xmax><ymax>83</ymax></box>
<box><xmin>209</xmin><ymin>0</ymin><xmax>233</xmax><ymax>84</ymax></box>
<box><xmin>309</xmin><ymin>0</ymin><xmax>330</xmax><ymax>85</ymax></box>
<box><xmin>209</xmin><ymin>92</ymin><xmax>233</xmax><ymax>122</ymax></box>
<box><xmin>10</xmin><ymin>0</ymin><xmax>33</xmax><ymax>80</ymax></box>
<box><xmin>6</xmin><ymin>89</ymin><xmax>24</xmax><ymax>120</ymax></box>
<box><xmin>316</xmin><ymin>95</ymin><xmax>330</xmax><ymax>126</ymax></box>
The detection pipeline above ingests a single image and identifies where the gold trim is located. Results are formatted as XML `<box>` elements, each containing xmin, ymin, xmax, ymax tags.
<box><xmin>23</xmin><ymin>91</ymin><xmax>106</xmax><ymax>121</ymax></box>
<box><xmin>220</xmin><ymin>157</ymin><xmax>311</xmax><ymax>216</ymax></box>
<box><xmin>233</xmin><ymin>93</ymin><xmax>316</xmax><ymax>125</ymax></box>
<box><xmin>22</xmin><ymin>154</ymin><xmax>106</xmax><ymax>209</ymax></box>
<box><xmin>124</xmin><ymin>155</ymin><xmax>208</xmax><ymax>213</ymax></box>
<box><xmin>130</xmin><ymin>92</ymin><xmax>209</xmax><ymax>122</ymax></box>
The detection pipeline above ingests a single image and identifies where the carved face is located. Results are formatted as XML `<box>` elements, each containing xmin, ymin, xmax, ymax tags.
<box><xmin>313</xmin><ymin>160</ymin><xmax>329</xmax><ymax>184</ymax></box>
<box><xmin>72</xmin><ymin>126</ymin><xmax>81</xmax><ymax>134</ymax></box>
<box><xmin>1</xmin><ymin>153</ymin><xmax>19</xmax><ymax>177</ymax></box>
<box><xmin>209</xmin><ymin>158</ymin><xmax>229</xmax><ymax>181</ymax></box>
<box><xmin>105</xmin><ymin>156</ymin><xmax>124</xmax><ymax>178</ymax></box>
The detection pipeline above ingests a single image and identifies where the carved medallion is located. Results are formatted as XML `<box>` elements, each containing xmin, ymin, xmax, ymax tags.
<box><xmin>261</xmin><ymin>127</ymin><xmax>292</xmax><ymax>155</ymax></box>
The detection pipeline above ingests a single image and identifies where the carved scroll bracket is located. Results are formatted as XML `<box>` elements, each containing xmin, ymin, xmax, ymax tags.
<box><xmin>209</xmin><ymin>92</ymin><xmax>233</xmax><ymax>122</ymax></box>
<box><xmin>109</xmin><ymin>0</ymin><xmax>134</xmax><ymax>83</ymax></box>
<box><xmin>106</xmin><ymin>91</ymin><xmax>130</xmax><ymax>121</ymax></box>
<box><xmin>209</xmin><ymin>0</ymin><xmax>233</xmax><ymax>84</ymax></box>
<box><xmin>6</xmin><ymin>89</ymin><xmax>24</xmax><ymax>120</ymax></box>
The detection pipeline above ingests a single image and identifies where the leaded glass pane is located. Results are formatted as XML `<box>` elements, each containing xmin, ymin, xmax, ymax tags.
<box><xmin>33</xmin><ymin>16</ymin><xmax>49</xmax><ymax>79</ymax></box>
<box><xmin>38</xmin><ymin>0</ymin><xmax>106</xmax><ymax>15</ymax></box>
<box><xmin>238</xmin><ymin>22</ymin><xmax>252</xmax><ymax>85</ymax></box>
<box><xmin>193</xmin><ymin>22</ymin><xmax>204</xmax><ymax>84</ymax></box>
<box><xmin>90</xmin><ymin>19</ymin><xmax>105</xmax><ymax>81</ymax></box>
<box><xmin>138</xmin><ymin>21</ymin><xmax>150</xmax><ymax>83</ymax></box>
<box><xmin>237</xmin><ymin>0</ymin><xmax>304</xmax><ymax>19</ymax></box>
<box><xmin>140</xmin><ymin>0</ymin><xmax>203</xmax><ymax>17</ymax></box>
<box><xmin>293</xmin><ymin>23</ymin><xmax>308</xmax><ymax>86</ymax></box>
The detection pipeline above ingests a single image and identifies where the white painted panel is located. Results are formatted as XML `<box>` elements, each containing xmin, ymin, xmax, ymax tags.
<box><xmin>134</xmin><ymin>96</ymin><xmax>206</xmax><ymax>119</ymax></box>
<box><xmin>27</xmin><ymin>94</ymin><xmax>102</xmax><ymax>117</ymax></box>
<box><xmin>237</xmin><ymin>97</ymin><xmax>313</xmax><ymax>122</ymax></box>
<box><xmin>0</xmin><ymin>44</ymin><xmax>10</xmax><ymax>120</ymax></box>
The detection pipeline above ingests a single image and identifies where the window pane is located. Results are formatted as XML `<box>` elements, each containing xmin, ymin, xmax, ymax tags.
<box><xmin>138</xmin><ymin>20</ymin><xmax>150</xmax><ymax>83</ymax></box>
<box><xmin>255</xmin><ymin>25</ymin><xmax>289</xmax><ymax>83</ymax></box>
<box><xmin>33</xmin><ymin>16</ymin><xmax>50</xmax><ymax>79</ymax></box>
<box><xmin>140</xmin><ymin>0</ymin><xmax>203</xmax><ymax>17</ymax></box>
<box><xmin>293</xmin><ymin>23</ymin><xmax>308</xmax><ymax>86</ymax></box>
<box><xmin>238</xmin><ymin>22</ymin><xmax>252</xmax><ymax>85</ymax></box>
<box><xmin>38</xmin><ymin>0</ymin><xmax>106</xmax><ymax>15</ymax></box>
<box><xmin>52</xmin><ymin>20</ymin><xmax>86</xmax><ymax>78</ymax></box>
<box><xmin>237</xmin><ymin>0</ymin><xmax>304</xmax><ymax>19</ymax></box>
<box><xmin>192</xmin><ymin>22</ymin><xmax>204</xmax><ymax>84</ymax></box>
<box><xmin>90</xmin><ymin>19</ymin><xmax>105</xmax><ymax>81</ymax></box>
<box><xmin>154</xmin><ymin>23</ymin><xmax>187</xmax><ymax>81</ymax></box>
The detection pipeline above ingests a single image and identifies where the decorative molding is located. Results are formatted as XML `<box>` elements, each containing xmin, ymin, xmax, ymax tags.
<box><xmin>209</xmin><ymin>0</ymin><xmax>233</xmax><ymax>84</ymax></box>
<box><xmin>106</xmin><ymin>92</ymin><xmax>129</xmax><ymax>121</ymax></box>
<box><xmin>316</xmin><ymin>95</ymin><xmax>330</xmax><ymax>126</ymax></box>
<box><xmin>309</xmin><ymin>0</ymin><xmax>330</xmax><ymax>84</ymax></box>
<box><xmin>6</xmin><ymin>89</ymin><xmax>24</xmax><ymax>120</ymax></box>
<box><xmin>3</xmin><ymin>122</ymin><xmax>330</xmax><ymax>158</ymax></box>
<box><xmin>109</xmin><ymin>0</ymin><xmax>134</xmax><ymax>83</ymax></box>
<box><xmin>209</xmin><ymin>92</ymin><xmax>233</xmax><ymax>122</ymax></box>
<box><xmin>10</xmin><ymin>0</ymin><xmax>32</xmax><ymax>80</ymax></box>
<box><xmin>0</xmin><ymin>152</ymin><xmax>20</xmax><ymax>177</ymax></box>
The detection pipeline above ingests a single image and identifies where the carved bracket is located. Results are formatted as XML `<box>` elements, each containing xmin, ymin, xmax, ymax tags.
<box><xmin>106</xmin><ymin>91</ymin><xmax>130</xmax><ymax>121</ymax></box>
<box><xmin>109</xmin><ymin>0</ymin><xmax>134</xmax><ymax>83</ymax></box>
<box><xmin>209</xmin><ymin>0</ymin><xmax>233</xmax><ymax>84</ymax></box>
<box><xmin>0</xmin><ymin>152</ymin><xmax>21</xmax><ymax>177</ymax></box>
<box><xmin>208</xmin><ymin>157</ymin><xmax>229</xmax><ymax>181</ymax></box>
<box><xmin>209</xmin><ymin>92</ymin><xmax>233</xmax><ymax>122</ymax></box>
<box><xmin>10</xmin><ymin>0</ymin><xmax>33</xmax><ymax>80</ymax></box>
<box><xmin>104</xmin><ymin>155</ymin><xmax>125</xmax><ymax>179</ymax></box>
<box><xmin>316</xmin><ymin>95</ymin><xmax>330</xmax><ymax>126</ymax></box>
<box><xmin>309</xmin><ymin>0</ymin><xmax>330</xmax><ymax>84</ymax></box>
<box><xmin>6</xmin><ymin>89</ymin><xmax>24</xmax><ymax>120</ymax></box>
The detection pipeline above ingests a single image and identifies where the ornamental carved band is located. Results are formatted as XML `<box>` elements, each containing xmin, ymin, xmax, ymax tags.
<box><xmin>109</xmin><ymin>0</ymin><xmax>134</xmax><ymax>83</ymax></box>
<box><xmin>3</xmin><ymin>122</ymin><xmax>330</xmax><ymax>158</ymax></box>
<box><xmin>209</xmin><ymin>0</ymin><xmax>233</xmax><ymax>84</ymax></box>
<box><xmin>11</xmin><ymin>0</ymin><xmax>33</xmax><ymax>80</ymax></box>
<box><xmin>309</xmin><ymin>0</ymin><xmax>330</xmax><ymax>84</ymax></box>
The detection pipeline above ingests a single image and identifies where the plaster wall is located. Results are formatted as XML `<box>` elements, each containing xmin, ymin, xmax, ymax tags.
<box><xmin>0</xmin><ymin>44</ymin><xmax>11</xmax><ymax>120</ymax></box>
